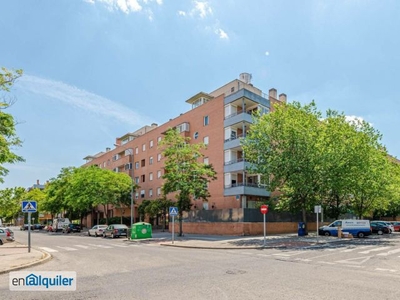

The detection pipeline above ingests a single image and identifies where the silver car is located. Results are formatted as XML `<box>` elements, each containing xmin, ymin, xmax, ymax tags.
<box><xmin>0</xmin><ymin>227</ymin><xmax>15</xmax><ymax>245</ymax></box>
<box><xmin>88</xmin><ymin>225</ymin><xmax>108</xmax><ymax>237</ymax></box>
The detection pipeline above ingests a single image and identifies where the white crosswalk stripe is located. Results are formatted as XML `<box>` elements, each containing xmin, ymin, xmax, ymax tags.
<box><xmin>74</xmin><ymin>245</ymin><xmax>92</xmax><ymax>249</ymax></box>
<box><xmin>107</xmin><ymin>243</ymin><xmax>129</xmax><ymax>248</ymax></box>
<box><xmin>56</xmin><ymin>246</ymin><xmax>78</xmax><ymax>251</ymax></box>
<box><xmin>38</xmin><ymin>247</ymin><xmax>58</xmax><ymax>253</ymax></box>
<box><xmin>341</xmin><ymin>245</ymin><xmax>374</xmax><ymax>253</ymax></box>
<box><xmin>377</xmin><ymin>248</ymin><xmax>400</xmax><ymax>256</ymax></box>
<box><xmin>87</xmin><ymin>244</ymin><xmax>113</xmax><ymax>249</ymax></box>
<box><xmin>359</xmin><ymin>246</ymin><xmax>391</xmax><ymax>254</ymax></box>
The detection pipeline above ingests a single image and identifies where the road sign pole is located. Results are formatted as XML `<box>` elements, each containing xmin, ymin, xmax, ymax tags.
<box><xmin>172</xmin><ymin>216</ymin><xmax>175</xmax><ymax>244</ymax></box>
<box><xmin>316</xmin><ymin>210</ymin><xmax>319</xmax><ymax>243</ymax></box>
<box><xmin>28</xmin><ymin>212</ymin><xmax>31</xmax><ymax>253</ymax></box>
<box><xmin>263</xmin><ymin>213</ymin><xmax>266</xmax><ymax>247</ymax></box>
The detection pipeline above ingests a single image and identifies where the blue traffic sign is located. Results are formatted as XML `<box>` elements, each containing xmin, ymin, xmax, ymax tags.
<box><xmin>169</xmin><ymin>206</ymin><xmax>178</xmax><ymax>216</ymax></box>
<box><xmin>22</xmin><ymin>201</ymin><xmax>37</xmax><ymax>213</ymax></box>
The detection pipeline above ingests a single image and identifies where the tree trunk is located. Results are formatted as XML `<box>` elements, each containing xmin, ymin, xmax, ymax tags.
<box><xmin>179</xmin><ymin>211</ymin><xmax>183</xmax><ymax>236</ymax></box>
<box><xmin>103</xmin><ymin>204</ymin><xmax>108</xmax><ymax>225</ymax></box>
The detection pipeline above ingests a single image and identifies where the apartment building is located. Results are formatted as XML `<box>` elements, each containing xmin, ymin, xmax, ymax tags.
<box><xmin>83</xmin><ymin>73</ymin><xmax>287</xmax><ymax>229</ymax></box>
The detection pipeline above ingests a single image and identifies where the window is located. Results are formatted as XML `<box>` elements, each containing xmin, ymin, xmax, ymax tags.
<box><xmin>231</xmin><ymin>87</ymin><xmax>235</xmax><ymax>93</ymax></box>
<box><xmin>203</xmin><ymin>115</ymin><xmax>209</xmax><ymax>126</ymax></box>
<box><xmin>193</xmin><ymin>132</ymin><xmax>199</xmax><ymax>139</ymax></box>
<box><xmin>112</xmin><ymin>154</ymin><xmax>120</xmax><ymax>161</ymax></box>
<box><xmin>157</xmin><ymin>153</ymin><xmax>161</xmax><ymax>162</ymax></box>
<box><xmin>141</xmin><ymin>174</ymin><xmax>145</xmax><ymax>183</ymax></box>
<box><xmin>135</xmin><ymin>162</ymin><xmax>139</xmax><ymax>169</ymax></box>
<box><xmin>113</xmin><ymin>168</ymin><xmax>119</xmax><ymax>172</ymax></box>
<box><xmin>107</xmin><ymin>159</ymin><xmax>110</xmax><ymax>166</ymax></box>
<box><xmin>142</xmin><ymin>144</ymin><xmax>146</xmax><ymax>152</ymax></box>
<box><xmin>135</xmin><ymin>177</ymin><xmax>139</xmax><ymax>184</ymax></box>
<box><xmin>141</xmin><ymin>159</ymin><xmax>145</xmax><ymax>167</ymax></box>
<box><xmin>124</xmin><ymin>163</ymin><xmax>132</xmax><ymax>170</ymax></box>
<box><xmin>157</xmin><ymin>187</ymin><xmax>161</xmax><ymax>196</ymax></box>
<box><xmin>150</xmin><ymin>140</ymin><xmax>154</xmax><ymax>148</ymax></box>
<box><xmin>157</xmin><ymin>170</ymin><xmax>162</xmax><ymax>178</ymax></box>
<box><xmin>203</xmin><ymin>136</ymin><xmax>209</xmax><ymax>145</ymax></box>
<box><xmin>140</xmin><ymin>190</ymin><xmax>145</xmax><ymax>198</ymax></box>
<box><xmin>149</xmin><ymin>156</ymin><xmax>153</xmax><ymax>165</ymax></box>
<box><xmin>149</xmin><ymin>172</ymin><xmax>153</xmax><ymax>181</ymax></box>
<box><xmin>103</xmin><ymin>162</ymin><xmax>106</xmax><ymax>167</ymax></box>
<box><xmin>135</xmin><ymin>147</ymin><xmax>139</xmax><ymax>154</ymax></box>
<box><xmin>149</xmin><ymin>189</ymin><xmax>153</xmax><ymax>198</ymax></box>
<box><xmin>135</xmin><ymin>192</ymin><xmax>139</xmax><ymax>199</ymax></box>
<box><xmin>204</xmin><ymin>157</ymin><xmax>209</xmax><ymax>165</ymax></box>
<box><xmin>157</xmin><ymin>136</ymin><xmax>162</xmax><ymax>144</ymax></box>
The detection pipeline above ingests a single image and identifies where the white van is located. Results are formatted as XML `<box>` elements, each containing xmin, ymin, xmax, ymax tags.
<box><xmin>52</xmin><ymin>218</ymin><xmax>71</xmax><ymax>232</ymax></box>
<box><xmin>319</xmin><ymin>219</ymin><xmax>371</xmax><ymax>238</ymax></box>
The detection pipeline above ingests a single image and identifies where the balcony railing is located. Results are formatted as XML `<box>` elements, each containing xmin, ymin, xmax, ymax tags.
<box><xmin>224</xmin><ymin>110</ymin><xmax>253</xmax><ymax>120</ymax></box>
<box><xmin>224</xmin><ymin>158</ymin><xmax>245</xmax><ymax>165</ymax></box>
<box><xmin>224</xmin><ymin>182</ymin><xmax>266</xmax><ymax>189</ymax></box>
<box><xmin>224</xmin><ymin>133</ymin><xmax>246</xmax><ymax>143</ymax></box>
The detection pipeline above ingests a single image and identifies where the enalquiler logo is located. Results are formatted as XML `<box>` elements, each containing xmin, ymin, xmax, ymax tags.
<box><xmin>9</xmin><ymin>271</ymin><xmax>76</xmax><ymax>291</ymax></box>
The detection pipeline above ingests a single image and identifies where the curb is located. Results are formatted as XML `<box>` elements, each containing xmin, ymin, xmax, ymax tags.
<box><xmin>160</xmin><ymin>243</ymin><xmax>269</xmax><ymax>250</ymax></box>
<box><xmin>0</xmin><ymin>248</ymin><xmax>52</xmax><ymax>275</ymax></box>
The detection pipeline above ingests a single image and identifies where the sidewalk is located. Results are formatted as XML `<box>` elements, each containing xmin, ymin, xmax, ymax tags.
<box><xmin>0</xmin><ymin>242</ymin><xmax>52</xmax><ymax>275</ymax></box>
<box><xmin>127</xmin><ymin>231</ymin><xmax>351</xmax><ymax>249</ymax></box>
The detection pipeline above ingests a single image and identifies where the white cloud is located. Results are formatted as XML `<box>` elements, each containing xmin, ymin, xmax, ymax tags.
<box><xmin>192</xmin><ymin>1</ymin><xmax>212</xmax><ymax>18</ymax></box>
<box><xmin>265</xmin><ymin>51</ymin><xmax>270</xmax><ymax>56</ymax></box>
<box><xmin>84</xmin><ymin>0</ymin><xmax>163</xmax><ymax>14</ymax></box>
<box><xmin>178</xmin><ymin>10</ymin><xmax>186</xmax><ymax>16</ymax></box>
<box><xmin>18</xmin><ymin>75</ymin><xmax>153</xmax><ymax>127</ymax></box>
<box><xmin>215</xmin><ymin>28</ymin><xmax>228</xmax><ymax>40</ymax></box>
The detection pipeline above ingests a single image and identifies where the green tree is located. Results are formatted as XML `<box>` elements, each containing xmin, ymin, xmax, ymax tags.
<box><xmin>0</xmin><ymin>187</ymin><xmax>25</xmax><ymax>223</ymax></box>
<box><xmin>160</xmin><ymin>128</ymin><xmax>217</xmax><ymax>236</ymax></box>
<box><xmin>242</xmin><ymin>101</ymin><xmax>322</xmax><ymax>224</ymax></box>
<box><xmin>0</xmin><ymin>67</ymin><xmax>24</xmax><ymax>183</ymax></box>
<box><xmin>25</xmin><ymin>188</ymin><xmax>46</xmax><ymax>223</ymax></box>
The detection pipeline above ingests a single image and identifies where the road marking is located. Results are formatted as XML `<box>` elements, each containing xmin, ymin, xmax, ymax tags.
<box><xmin>56</xmin><ymin>246</ymin><xmax>78</xmax><ymax>251</ymax></box>
<box><xmin>107</xmin><ymin>243</ymin><xmax>129</xmax><ymax>248</ymax></box>
<box><xmin>240</xmin><ymin>252</ymin><xmax>253</xmax><ymax>255</ymax></box>
<box><xmin>293</xmin><ymin>258</ymin><xmax>312</xmax><ymax>262</ymax></box>
<box><xmin>74</xmin><ymin>245</ymin><xmax>91</xmax><ymax>249</ymax></box>
<box><xmin>336</xmin><ymin>256</ymin><xmax>371</xmax><ymax>265</ymax></box>
<box><xmin>341</xmin><ymin>245</ymin><xmax>374</xmax><ymax>253</ymax></box>
<box><xmin>272</xmin><ymin>251</ymin><xmax>303</xmax><ymax>257</ymax></box>
<box><xmin>375</xmin><ymin>268</ymin><xmax>397</xmax><ymax>273</ymax></box>
<box><xmin>38</xmin><ymin>247</ymin><xmax>58</xmax><ymax>253</ymax></box>
<box><xmin>256</xmin><ymin>254</ymin><xmax>271</xmax><ymax>257</ymax></box>
<box><xmin>359</xmin><ymin>246</ymin><xmax>391</xmax><ymax>254</ymax></box>
<box><xmin>87</xmin><ymin>244</ymin><xmax>113</xmax><ymax>249</ymax></box>
<box><xmin>318</xmin><ymin>261</ymin><xmax>335</xmax><ymax>265</ymax></box>
<box><xmin>377</xmin><ymin>248</ymin><xmax>400</xmax><ymax>256</ymax></box>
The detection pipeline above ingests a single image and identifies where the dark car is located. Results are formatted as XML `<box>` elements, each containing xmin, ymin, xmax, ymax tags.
<box><xmin>370</xmin><ymin>222</ymin><xmax>390</xmax><ymax>235</ymax></box>
<box><xmin>62</xmin><ymin>224</ymin><xmax>82</xmax><ymax>233</ymax></box>
<box><xmin>102</xmin><ymin>224</ymin><xmax>128</xmax><ymax>238</ymax></box>
<box><xmin>20</xmin><ymin>224</ymin><xmax>34</xmax><ymax>231</ymax></box>
<box><xmin>33</xmin><ymin>224</ymin><xmax>44</xmax><ymax>230</ymax></box>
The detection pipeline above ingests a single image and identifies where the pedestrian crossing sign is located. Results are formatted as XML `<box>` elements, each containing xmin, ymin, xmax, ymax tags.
<box><xmin>22</xmin><ymin>201</ymin><xmax>37</xmax><ymax>213</ymax></box>
<box><xmin>169</xmin><ymin>206</ymin><xmax>178</xmax><ymax>216</ymax></box>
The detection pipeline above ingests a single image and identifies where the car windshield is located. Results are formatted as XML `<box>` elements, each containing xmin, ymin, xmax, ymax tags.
<box><xmin>114</xmin><ymin>225</ymin><xmax>128</xmax><ymax>229</ymax></box>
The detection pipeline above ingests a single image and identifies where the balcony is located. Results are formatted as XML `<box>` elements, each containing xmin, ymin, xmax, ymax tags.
<box><xmin>224</xmin><ymin>111</ymin><xmax>254</xmax><ymax>127</ymax></box>
<box><xmin>224</xmin><ymin>158</ymin><xmax>251</xmax><ymax>173</ymax></box>
<box><xmin>224</xmin><ymin>182</ymin><xmax>270</xmax><ymax>197</ymax></box>
<box><xmin>224</xmin><ymin>89</ymin><xmax>270</xmax><ymax>107</ymax></box>
<box><xmin>224</xmin><ymin>133</ymin><xmax>245</xmax><ymax>150</ymax></box>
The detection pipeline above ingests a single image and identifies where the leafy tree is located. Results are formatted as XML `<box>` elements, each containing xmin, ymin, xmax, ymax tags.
<box><xmin>138</xmin><ymin>199</ymin><xmax>151</xmax><ymax>222</ymax></box>
<box><xmin>242</xmin><ymin>101</ymin><xmax>322</xmax><ymax>224</ymax></box>
<box><xmin>0</xmin><ymin>67</ymin><xmax>24</xmax><ymax>183</ymax></box>
<box><xmin>0</xmin><ymin>187</ymin><xmax>25</xmax><ymax>223</ymax></box>
<box><xmin>25</xmin><ymin>188</ymin><xmax>46</xmax><ymax>223</ymax></box>
<box><xmin>160</xmin><ymin>128</ymin><xmax>217</xmax><ymax>236</ymax></box>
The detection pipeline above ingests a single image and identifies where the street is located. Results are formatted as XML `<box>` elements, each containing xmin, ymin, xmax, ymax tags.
<box><xmin>1</xmin><ymin>229</ymin><xmax>400</xmax><ymax>299</ymax></box>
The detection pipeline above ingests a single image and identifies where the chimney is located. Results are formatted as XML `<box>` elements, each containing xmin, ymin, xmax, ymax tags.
<box><xmin>36</xmin><ymin>179</ymin><xmax>40</xmax><ymax>185</ymax></box>
<box><xmin>106</xmin><ymin>147</ymin><xmax>111</xmax><ymax>152</ymax></box>
<box><xmin>279</xmin><ymin>93</ymin><xmax>287</xmax><ymax>103</ymax></box>
<box><xmin>269</xmin><ymin>88</ymin><xmax>277</xmax><ymax>99</ymax></box>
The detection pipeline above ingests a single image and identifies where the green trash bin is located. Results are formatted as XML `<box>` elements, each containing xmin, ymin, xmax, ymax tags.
<box><xmin>131</xmin><ymin>222</ymin><xmax>152</xmax><ymax>239</ymax></box>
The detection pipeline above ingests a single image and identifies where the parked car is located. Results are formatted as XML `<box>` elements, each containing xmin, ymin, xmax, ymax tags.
<box><xmin>390</xmin><ymin>221</ymin><xmax>400</xmax><ymax>232</ymax></box>
<box><xmin>33</xmin><ymin>224</ymin><xmax>44</xmax><ymax>230</ymax></box>
<box><xmin>0</xmin><ymin>227</ymin><xmax>15</xmax><ymax>245</ymax></box>
<box><xmin>20</xmin><ymin>224</ymin><xmax>34</xmax><ymax>231</ymax></box>
<box><xmin>102</xmin><ymin>224</ymin><xmax>128</xmax><ymax>238</ymax></box>
<box><xmin>370</xmin><ymin>222</ymin><xmax>391</xmax><ymax>235</ymax></box>
<box><xmin>62</xmin><ymin>224</ymin><xmax>82</xmax><ymax>233</ymax></box>
<box><xmin>88</xmin><ymin>225</ymin><xmax>108</xmax><ymax>237</ymax></box>
<box><xmin>318</xmin><ymin>219</ymin><xmax>371</xmax><ymax>238</ymax></box>
<box><xmin>371</xmin><ymin>221</ymin><xmax>394</xmax><ymax>233</ymax></box>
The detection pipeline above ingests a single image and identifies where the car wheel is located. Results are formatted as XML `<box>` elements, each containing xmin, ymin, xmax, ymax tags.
<box><xmin>377</xmin><ymin>230</ymin><xmax>383</xmax><ymax>235</ymax></box>
<box><xmin>324</xmin><ymin>231</ymin><xmax>330</xmax><ymax>237</ymax></box>
<box><xmin>95</xmin><ymin>232</ymin><xmax>98</xmax><ymax>237</ymax></box>
<box><xmin>88</xmin><ymin>232</ymin><xmax>91</xmax><ymax>236</ymax></box>
<box><xmin>0</xmin><ymin>239</ymin><xmax>3</xmax><ymax>245</ymax></box>
<box><xmin>357</xmin><ymin>232</ymin><xmax>365</xmax><ymax>238</ymax></box>
<box><xmin>103</xmin><ymin>233</ymin><xmax>106</xmax><ymax>238</ymax></box>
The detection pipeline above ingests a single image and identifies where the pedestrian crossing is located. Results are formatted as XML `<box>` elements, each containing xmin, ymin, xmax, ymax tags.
<box><xmin>38</xmin><ymin>242</ymin><xmax>149</xmax><ymax>253</ymax></box>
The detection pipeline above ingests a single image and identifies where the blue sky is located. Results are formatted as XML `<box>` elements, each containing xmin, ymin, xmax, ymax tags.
<box><xmin>1</xmin><ymin>0</ymin><xmax>400</xmax><ymax>189</ymax></box>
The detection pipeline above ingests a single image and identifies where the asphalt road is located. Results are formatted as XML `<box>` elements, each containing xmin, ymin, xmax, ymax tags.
<box><xmin>1</xmin><ymin>229</ymin><xmax>400</xmax><ymax>299</ymax></box>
